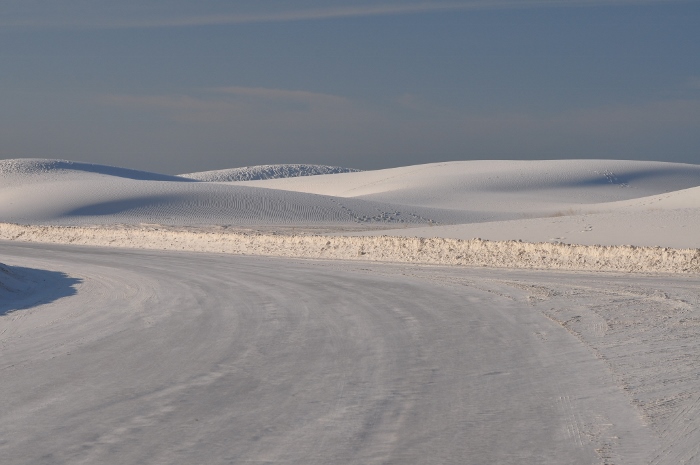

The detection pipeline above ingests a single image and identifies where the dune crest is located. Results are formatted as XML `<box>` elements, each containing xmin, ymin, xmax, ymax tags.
<box><xmin>179</xmin><ymin>164</ymin><xmax>361</xmax><ymax>182</ymax></box>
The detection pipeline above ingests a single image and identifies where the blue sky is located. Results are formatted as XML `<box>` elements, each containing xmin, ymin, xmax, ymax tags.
<box><xmin>1</xmin><ymin>0</ymin><xmax>699</xmax><ymax>173</ymax></box>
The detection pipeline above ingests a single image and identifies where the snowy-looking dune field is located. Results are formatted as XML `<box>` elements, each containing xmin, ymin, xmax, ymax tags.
<box><xmin>1</xmin><ymin>158</ymin><xmax>700</xmax><ymax>272</ymax></box>
<box><xmin>2</xmin><ymin>158</ymin><xmax>700</xmax><ymax>464</ymax></box>
<box><xmin>1</xmin><ymin>158</ymin><xmax>700</xmax><ymax>250</ymax></box>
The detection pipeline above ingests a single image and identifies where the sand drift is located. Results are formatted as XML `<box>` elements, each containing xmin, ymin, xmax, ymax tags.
<box><xmin>1</xmin><ymin>223</ymin><xmax>698</xmax><ymax>273</ymax></box>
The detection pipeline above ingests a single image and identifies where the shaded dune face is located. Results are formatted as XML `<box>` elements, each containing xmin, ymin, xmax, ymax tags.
<box><xmin>0</xmin><ymin>173</ymin><xmax>485</xmax><ymax>227</ymax></box>
<box><xmin>0</xmin><ymin>158</ymin><xmax>192</xmax><ymax>183</ymax></box>
<box><xmin>1</xmin><ymin>158</ymin><xmax>699</xmax><ymax>247</ymax></box>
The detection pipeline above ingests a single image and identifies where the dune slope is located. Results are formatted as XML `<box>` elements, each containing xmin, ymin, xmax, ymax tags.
<box><xmin>0</xmin><ymin>159</ymin><xmax>477</xmax><ymax>227</ymax></box>
<box><xmin>232</xmin><ymin>160</ymin><xmax>700</xmax><ymax>211</ymax></box>
<box><xmin>2</xmin><ymin>158</ymin><xmax>699</xmax><ymax>248</ymax></box>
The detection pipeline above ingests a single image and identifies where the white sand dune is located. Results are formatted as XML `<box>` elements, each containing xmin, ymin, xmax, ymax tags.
<box><xmin>361</xmin><ymin>208</ymin><xmax>700</xmax><ymax>249</ymax></box>
<box><xmin>179</xmin><ymin>164</ymin><xmax>361</xmax><ymax>181</ymax></box>
<box><xmin>0</xmin><ymin>159</ymin><xmax>475</xmax><ymax>227</ymax></box>
<box><xmin>231</xmin><ymin>159</ymin><xmax>700</xmax><ymax>248</ymax></box>
<box><xmin>226</xmin><ymin>159</ymin><xmax>700</xmax><ymax>247</ymax></box>
<box><xmin>0</xmin><ymin>158</ymin><xmax>191</xmax><ymax>185</ymax></box>
<box><xmin>350</xmin><ymin>183</ymin><xmax>700</xmax><ymax>248</ymax></box>
<box><xmin>1</xmin><ymin>158</ymin><xmax>699</xmax><ymax>248</ymax></box>
<box><xmin>232</xmin><ymin>159</ymin><xmax>700</xmax><ymax>212</ymax></box>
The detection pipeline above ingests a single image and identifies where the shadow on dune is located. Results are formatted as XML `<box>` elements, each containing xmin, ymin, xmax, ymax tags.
<box><xmin>484</xmin><ymin>167</ymin><xmax>700</xmax><ymax>192</ymax></box>
<box><xmin>560</xmin><ymin>167</ymin><xmax>700</xmax><ymax>189</ymax></box>
<box><xmin>0</xmin><ymin>264</ymin><xmax>81</xmax><ymax>316</ymax></box>
<box><xmin>28</xmin><ymin>160</ymin><xmax>196</xmax><ymax>183</ymax></box>
<box><xmin>63</xmin><ymin>194</ymin><xmax>181</xmax><ymax>217</ymax></box>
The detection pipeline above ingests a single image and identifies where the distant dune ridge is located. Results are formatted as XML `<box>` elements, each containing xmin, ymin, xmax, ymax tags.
<box><xmin>0</xmin><ymin>158</ymin><xmax>191</xmax><ymax>184</ymax></box>
<box><xmin>1</xmin><ymin>157</ymin><xmax>700</xmax><ymax>271</ymax></box>
<box><xmin>178</xmin><ymin>164</ymin><xmax>361</xmax><ymax>182</ymax></box>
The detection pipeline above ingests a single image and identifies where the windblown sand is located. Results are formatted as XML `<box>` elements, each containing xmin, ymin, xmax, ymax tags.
<box><xmin>1</xmin><ymin>223</ymin><xmax>698</xmax><ymax>273</ymax></box>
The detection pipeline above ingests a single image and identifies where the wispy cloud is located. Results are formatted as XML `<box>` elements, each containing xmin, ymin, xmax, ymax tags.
<box><xmin>209</xmin><ymin>87</ymin><xmax>349</xmax><ymax>107</ymax></box>
<box><xmin>138</xmin><ymin>0</ymin><xmax>691</xmax><ymax>29</ymax></box>
<box><xmin>99</xmin><ymin>94</ymin><xmax>232</xmax><ymax>114</ymax></box>
<box><xmin>100</xmin><ymin>87</ymin><xmax>700</xmax><ymax>139</ymax></box>
<box><xmin>2</xmin><ymin>0</ymin><xmax>690</xmax><ymax>29</ymax></box>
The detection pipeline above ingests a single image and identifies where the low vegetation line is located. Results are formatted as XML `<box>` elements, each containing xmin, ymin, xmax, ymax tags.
<box><xmin>1</xmin><ymin>223</ymin><xmax>699</xmax><ymax>273</ymax></box>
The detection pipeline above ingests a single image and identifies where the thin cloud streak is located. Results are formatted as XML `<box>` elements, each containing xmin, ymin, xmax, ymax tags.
<box><xmin>2</xmin><ymin>0</ymin><xmax>690</xmax><ymax>29</ymax></box>
<box><xmin>210</xmin><ymin>87</ymin><xmax>349</xmax><ymax>106</ymax></box>
<box><xmin>98</xmin><ymin>89</ymin><xmax>700</xmax><ymax>136</ymax></box>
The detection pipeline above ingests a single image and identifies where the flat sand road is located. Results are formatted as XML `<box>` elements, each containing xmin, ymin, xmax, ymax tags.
<box><xmin>2</xmin><ymin>242</ymin><xmax>686</xmax><ymax>464</ymax></box>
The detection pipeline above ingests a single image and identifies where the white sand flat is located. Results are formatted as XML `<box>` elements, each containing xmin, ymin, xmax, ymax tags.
<box><xmin>2</xmin><ymin>243</ymin><xmax>681</xmax><ymax>464</ymax></box>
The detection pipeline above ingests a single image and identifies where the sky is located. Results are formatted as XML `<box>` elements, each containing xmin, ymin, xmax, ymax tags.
<box><xmin>1</xmin><ymin>0</ymin><xmax>699</xmax><ymax>174</ymax></box>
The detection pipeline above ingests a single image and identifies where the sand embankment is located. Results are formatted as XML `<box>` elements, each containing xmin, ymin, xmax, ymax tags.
<box><xmin>1</xmin><ymin>223</ymin><xmax>698</xmax><ymax>273</ymax></box>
